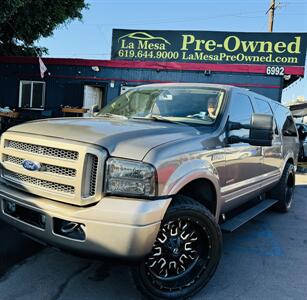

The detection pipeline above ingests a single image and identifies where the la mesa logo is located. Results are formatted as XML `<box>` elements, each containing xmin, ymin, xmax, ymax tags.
<box><xmin>119</xmin><ymin>32</ymin><xmax>170</xmax><ymax>50</ymax></box>
<box><xmin>118</xmin><ymin>31</ymin><xmax>302</xmax><ymax>54</ymax></box>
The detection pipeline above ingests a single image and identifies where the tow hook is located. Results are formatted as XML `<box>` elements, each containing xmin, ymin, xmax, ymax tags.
<box><xmin>53</xmin><ymin>218</ymin><xmax>86</xmax><ymax>241</ymax></box>
<box><xmin>61</xmin><ymin>222</ymin><xmax>81</xmax><ymax>234</ymax></box>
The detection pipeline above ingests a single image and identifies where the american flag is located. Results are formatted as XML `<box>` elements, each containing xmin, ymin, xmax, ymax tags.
<box><xmin>38</xmin><ymin>56</ymin><xmax>47</xmax><ymax>78</ymax></box>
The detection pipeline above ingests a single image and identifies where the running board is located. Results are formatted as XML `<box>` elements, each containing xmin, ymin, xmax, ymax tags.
<box><xmin>220</xmin><ymin>199</ymin><xmax>279</xmax><ymax>232</ymax></box>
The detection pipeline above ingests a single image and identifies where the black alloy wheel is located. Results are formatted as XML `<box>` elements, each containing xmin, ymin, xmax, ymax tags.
<box><xmin>132</xmin><ymin>196</ymin><xmax>222</xmax><ymax>300</ymax></box>
<box><xmin>269</xmin><ymin>162</ymin><xmax>295</xmax><ymax>213</ymax></box>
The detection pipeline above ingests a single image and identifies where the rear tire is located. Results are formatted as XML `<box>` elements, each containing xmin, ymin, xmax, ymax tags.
<box><xmin>268</xmin><ymin>162</ymin><xmax>295</xmax><ymax>213</ymax></box>
<box><xmin>131</xmin><ymin>195</ymin><xmax>222</xmax><ymax>300</ymax></box>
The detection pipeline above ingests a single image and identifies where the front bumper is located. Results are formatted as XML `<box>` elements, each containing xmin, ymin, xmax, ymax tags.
<box><xmin>0</xmin><ymin>183</ymin><xmax>171</xmax><ymax>258</ymax></box>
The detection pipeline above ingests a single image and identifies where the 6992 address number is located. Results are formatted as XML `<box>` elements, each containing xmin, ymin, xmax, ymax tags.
<box><xmin>266</xmin><ymin>66</ymin><xmax>285</xmax><ymax>76</ymax></box>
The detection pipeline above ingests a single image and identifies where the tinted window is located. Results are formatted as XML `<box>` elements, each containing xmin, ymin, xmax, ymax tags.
<box><xmin>254</xmin><ymin>98</ymin><xmax>279</xmax><ymax>135</ymax></box>
<box><xmin>229</xmin><ymin>93</ymin><xmax>254</xmax><ymax>138</ymax></box>
<box><xmin>254</xmin><ymin>98</ymin><xmax>272</xmax><ymax>114</ymax></box>
<box><xmin>272</xmin><ymin>104</ymin><xmax>297</xmax><ymax>137</ymax></box>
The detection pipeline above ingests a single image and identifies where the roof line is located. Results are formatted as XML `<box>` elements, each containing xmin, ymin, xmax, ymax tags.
<box><xmin>15</xmin><ymin>72</ymin><xmax>281</xmax><ymax>89</ymax></box>
<box><xmin>0</xmin><ymin>56</ymin><xmax>304</xmax><ymax>76</ymax></box>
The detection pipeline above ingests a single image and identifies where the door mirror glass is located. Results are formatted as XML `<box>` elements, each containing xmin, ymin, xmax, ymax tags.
<box><xmin>249</xmin><ymin>113</ymin><xmax>274</xmax><ymax>146</ymax></box>
<box><xmin>227</xmin><ymin>113</ymin><xmax>274</xmax><ymax>146</ymax></box>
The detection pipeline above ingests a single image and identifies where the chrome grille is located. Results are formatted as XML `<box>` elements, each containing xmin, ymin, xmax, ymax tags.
<box><xmin>1</xmin><ymin>133</ymin><xmax>105</xmax><ymax>205</ymax></box>
<box><xmin>6</xmin><ymin>140</ymin><xmax>79</xmax><ymax>160</ymax></box>
<box><xmin>4</xmin><ymin>155</ymin><xmax>77</xmax><ymax>177</ymax></box>
<box><xmin>89</xmin><ymin>154</ymin><xmax>98</xmax><ymax>197</ymax></box>
<box><xmin>3</xmin><ymin>170</ymin><xmax>75</xmax><ymax>194</ymax></box>
<box><xmin>82</xmin><ymin>154</ymin><xmax>99</xmax><ymax>198</ymax></box>
<box><xmin>46</xmin><ymin>164</ymin><xmax>76</xmax><ymax>177</ymax></box>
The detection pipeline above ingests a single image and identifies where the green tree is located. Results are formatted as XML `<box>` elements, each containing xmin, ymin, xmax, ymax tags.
<box><xmin>0</xmin><ymin>0</ymin><xmax>88</xmax><ymax>56</ymax></box>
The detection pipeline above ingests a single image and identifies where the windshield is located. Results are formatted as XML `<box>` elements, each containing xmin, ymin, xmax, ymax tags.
<box><xmin>98</xmin><ymin>86</ymin><xmax>225</xmax><ymax>125</ymax></box>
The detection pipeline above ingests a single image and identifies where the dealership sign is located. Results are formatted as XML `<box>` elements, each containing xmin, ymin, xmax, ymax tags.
<box><xmin>112</xmin><ymin>29</ymin><xmax>307</xmax><ymax>70</ymax></box>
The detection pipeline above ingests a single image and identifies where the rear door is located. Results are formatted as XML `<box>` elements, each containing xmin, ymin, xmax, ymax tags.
<box><xmin>271</xmin><ymin>103</ymin><xmax>299</xmax><ymax>166</ymax></box>
<box><xmin>251</xmin><ymin>97</ymin><xmax>283</xmax><ymax>180</ymax></box>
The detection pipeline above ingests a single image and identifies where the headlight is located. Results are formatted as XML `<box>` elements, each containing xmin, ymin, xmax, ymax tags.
<box><xmin>105</xmin><ymin>158</ymin><xmax>156</xmax><ymax>197</ymax></box>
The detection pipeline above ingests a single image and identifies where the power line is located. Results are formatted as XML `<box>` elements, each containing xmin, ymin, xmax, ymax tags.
<box><xmin>76</xmin><ymin>10</ymin><xmax>267</xmax><ymax>27</ymax></box>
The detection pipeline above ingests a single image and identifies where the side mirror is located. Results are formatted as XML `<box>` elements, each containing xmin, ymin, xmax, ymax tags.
<box><xmin>248</xmin><ymin>113</ymin><xmax>274</xmax><ymax>146</ymax></box>
<box><xmin>227</xmin><ymin>113</ymin><xmax>274</xmax><ymax>146</ymax></box>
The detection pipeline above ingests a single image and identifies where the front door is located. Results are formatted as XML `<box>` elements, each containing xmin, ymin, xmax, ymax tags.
<box><xmin>222</xmin><ymin>92</ymin><xmax>262</xmax><ymax>209</ymax></box>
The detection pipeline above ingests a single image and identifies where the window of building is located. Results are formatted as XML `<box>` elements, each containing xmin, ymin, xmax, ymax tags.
<box><xmin>19</xmin><ymin>81</ymin><xmax>45</xmax><ymax>109</ymax></box>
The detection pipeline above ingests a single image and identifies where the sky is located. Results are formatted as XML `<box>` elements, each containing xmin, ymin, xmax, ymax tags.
<box><xmin>38</xmin><ymin>0</ymin><xmax>307</xmax><ymax>103</ymax></box>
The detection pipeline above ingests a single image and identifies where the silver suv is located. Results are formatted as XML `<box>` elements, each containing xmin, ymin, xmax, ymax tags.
<box><xmin>0</xmin><ymin>83</ymin><xmax>299</xmax><ymax>299</ymax></box>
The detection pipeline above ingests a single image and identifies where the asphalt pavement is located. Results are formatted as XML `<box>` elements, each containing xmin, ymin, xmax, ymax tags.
<box><xmin>0</xmin><ymin>176</ymin><xmax>306</xmax><ymax>300</ymax></box>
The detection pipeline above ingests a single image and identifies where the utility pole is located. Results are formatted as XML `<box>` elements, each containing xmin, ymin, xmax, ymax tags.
<box><xmin>267</xmin><ymin>0</ymin><xmax>275</xmax><ymax>32</ymax></box>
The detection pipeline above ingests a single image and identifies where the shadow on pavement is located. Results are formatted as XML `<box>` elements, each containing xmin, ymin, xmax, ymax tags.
<box><xmin>0</xmin><ymin>220</ymin><xmax>44</xmax><ymax>277</ymax></box>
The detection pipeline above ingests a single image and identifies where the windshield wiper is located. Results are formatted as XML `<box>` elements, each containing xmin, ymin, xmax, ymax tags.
<box><xmin>132</xmin><ymin>115</ymin><xmax>186</xmax><ymax>126</ymax></box>
<box><xmin>97</xmin><ymin>113</ymin><xmax>128</xmax><ymax>120</ymax></box>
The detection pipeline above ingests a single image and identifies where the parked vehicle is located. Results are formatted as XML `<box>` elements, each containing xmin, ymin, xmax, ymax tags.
<box><xmin>0</xmin><ymin>83</ymin><xmax>299</xmax><ymax>300</ymax></box>
<box><xmin>296</xmin><ymin>123</ymin><xmax>307</xmax><ymax>161</ymax></box>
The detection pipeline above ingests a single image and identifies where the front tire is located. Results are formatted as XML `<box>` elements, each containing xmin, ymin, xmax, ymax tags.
<box><xmin>269</xmin><ymin>162</ymin><xmax>295</xmax><ymax>213</ymax></box>
<box><xmin>132</xmin><ymin>196</ymin><xmax>222</xmax><ymax>300</ymax></box>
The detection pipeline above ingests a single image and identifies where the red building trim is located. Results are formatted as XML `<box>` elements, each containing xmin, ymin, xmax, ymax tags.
<box><xmin>0</xmin><ymin>56</ymin><xmax>304</xmax><ymax>76</ymax></box>
<box><xmin>16</xmin><ymin>72</ymin><xmax>281</xmax><ymax>89</ymax></box>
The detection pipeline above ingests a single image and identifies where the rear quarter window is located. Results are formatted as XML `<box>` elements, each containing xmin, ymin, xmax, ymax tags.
<box><xmin>272</xmin><ymin>103</ymin><xmax>297</xmax><ymax>137</ymax></box>
<box><xmin>253</xmin><ymin>97</ymin><xmax>278</xmax><ymax>135</ymax></box>
<box><xmin>254</xmin><ymin>98</ymin><xmax>272</xmax><ymax>115</ymax></box>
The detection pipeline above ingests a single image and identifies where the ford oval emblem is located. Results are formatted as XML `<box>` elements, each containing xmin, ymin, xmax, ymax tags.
<box><xmin>22</xmin><ymin>160</ymin><xmax>41</xmax><ymax>171</ymax></box>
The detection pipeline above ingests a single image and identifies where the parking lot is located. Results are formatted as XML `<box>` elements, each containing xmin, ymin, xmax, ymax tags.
<box><xmin>0</xmin><ymin>174</ymin><xmax>306</xmax><ymax>300</ymax></box>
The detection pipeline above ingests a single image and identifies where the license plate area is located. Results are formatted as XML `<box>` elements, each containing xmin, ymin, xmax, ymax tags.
<box><xmin>3</xmin><ymin>200</ymin><xmax>46</xmax><ymax>229</ymax></box>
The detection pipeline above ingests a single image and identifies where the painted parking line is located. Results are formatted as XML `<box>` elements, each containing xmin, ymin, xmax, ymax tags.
<box><xmin>224</xmin><ymin>221</ymin><xmax>284</xmax><ymax>257</ymax></box>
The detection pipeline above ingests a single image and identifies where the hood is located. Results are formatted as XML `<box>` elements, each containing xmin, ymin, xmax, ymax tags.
<box><xmin>8</xmin><ymin>117</ymin><xmax>200</xmax><ymax>160</ymax></box>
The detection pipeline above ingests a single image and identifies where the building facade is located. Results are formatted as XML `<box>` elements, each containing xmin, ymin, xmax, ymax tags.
<box><xmin>0</xmin><ymin>55</ymin><xmax>304</xmax><ymax>130</ymax></box>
